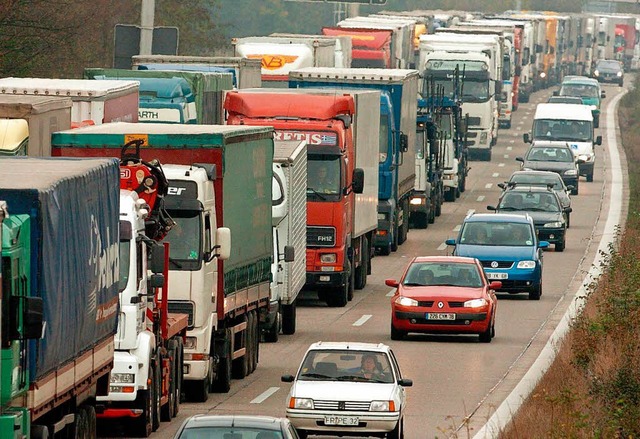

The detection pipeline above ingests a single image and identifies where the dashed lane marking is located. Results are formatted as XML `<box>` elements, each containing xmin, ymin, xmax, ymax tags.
<box><xmin>453</xmin><ymin>224</ymin><xmax>461</xmax><ymax>231</ymax></box>
<box><xmin>437</xmin><ymin>242</ymin><xmax>448</xmax><ymax>251</ymax></box>
<box><xmin>251</xmin><ymin>387</ymin><xmax>280</xmax><ymax>404</ymax></box>
<box><xmin>353</xmin><ymin>315</ymin><xmax>372</xmax><ymax>326</ymax></box>
<box><xmin>485</xmin><ymin>183</ymin><xmax>493</xmax><ymax>189</ymax></box>
<box><xmin>477</xmin><ymin>196</ymin><xmax>485</xmax><ymax>202</ymax></box>
<box><xmin>492</xmin><ymin>173</ymin><xmax>500</xmax><ymax>177</ymax></box>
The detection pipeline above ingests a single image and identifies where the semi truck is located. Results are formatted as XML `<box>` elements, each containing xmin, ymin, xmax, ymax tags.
<box><xmin>52</xmin><ymin>123</ymin><xmax>272</xmax><ymax>400</ymax></box>
<box><xmin>322</xmin><ymin>26</ymin><xmax>394</xmax><ymax>69</ymax></box>
<box><xmin>264</xmin><ymin>140</ymin><xmax>308</xmax><ymax>341</ymax></box>
<box><xmin>269</xmin><ymin>34</ymin><xmax>353</xmax><ymax>68</ymax></box>
<box><xmin>288</xmin><ymin>67</ymin><xmax>417</xmax><ymax>255</ymax></box>
<box><xmin>232</xmin><ymin>36</ymin><xmax>335</xmax><ymax>86</ymax></box>
<box><xmin>224</xmin><ymin>88</ymin><xmax>378</xmax><ymax>306</ymax></box>
<box><xmin>84</xmin><ymin>68</ymin><xmax>233</xmax><ymax>124</ymax></box>
<box><xmin>0</xmin><ymin>77</ymin><xmax>138</xmax><ymax>126</ymax></box>
<box><xmin>132</xmin><ymin>55</ymin><xmax>262</xmax><ymax>89</ymax></box>
<box><xmin>0</xmin><ymin>157</ymin><xmax>120</xmax><ymax>438</ymax></box>
<box><xmin>0</xmin><ymin>95</ymin><xmax>71</xmax><ymax>156</ymax></box>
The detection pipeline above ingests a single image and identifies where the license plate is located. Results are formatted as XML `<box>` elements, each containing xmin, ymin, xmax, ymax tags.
<box><xmin>487</xmin><ymin>273</ymin><xmax>508</xmax><ymax>279</ymax></box>
<box><xmin>324</xmin><ymin>416</ymin><xmax>359</xmax><ymax>426</ymax></box>
<box><xmin>426</xmin><ymin>313</ymin><xmax>456</xmax><ymax>320</ymax></box>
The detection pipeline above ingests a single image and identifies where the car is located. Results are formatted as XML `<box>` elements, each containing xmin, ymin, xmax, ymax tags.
<box><xmin>173</xmin><ymin>415</ymin><xmax>300</xmax><ymax>439</ymax></box>
<box><xmin>516</xmin><ymin>143</ymin><xmax>582</xmax><ymax>195</ymax></box>
<box><xmin>446</xmin><ymin>213</ymin><xmax>549</xmax><ymax>300</ymax></box>
<box><xmin>385</xmin><ymin>256</ymin><xmax>500</xmax><ymax>342</ymax></box>
<box><xmin>547</xmin><ymin>95</ymin><xmax>584</xmax><ymax>105</ymax></box>
<box><xmin>593</xmin><ymin>59</ymin><xmax>624</xmax><ymax>86</ymax></box>
<box><xmin>281</xmin><ymin>341</ymin><xmax>412</xmax><ymax>439</ymax></box>
<box><xmin>501</xmin><ymin>170</ymin><xmax>573</xmax><ymax>227</ymax></box>
<box><xmin>489</xmin><ymin>185</ymin><xmax>568</xmax><ymax>251</ymax></box>
<box><xmin>557</xmin><ymin>76</ymin><xmax>604</xmax><ymax>127</ymax></box>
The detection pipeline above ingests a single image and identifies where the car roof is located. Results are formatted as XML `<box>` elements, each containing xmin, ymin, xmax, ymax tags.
<box><xmin>534</xmin><ymin>103</ymin><xmax>593</xmax><ymax>120</ymax></box>
<box><xmin>510</xmin><ymin>170</ymin><xmax>561</xmax><ymax>178</ymax></box>
<box><xmin>503</xmin><ymin>185</ymin><xmax>555</xmax><ymax>194</ymax></box>
<box><xmin>412</xmin><ymin>255</ymin><xmax>478</xmax><ymax>264</ymax></box>
<box><xmin>529</xmin><ymin>142</ymin><xmax>573</xmax><ymax>150</ymax></box>
<box><xmin>182</xmin><ymin>415</ymin><xmax>284</xmax><ymax>429</ymax></box>
<box><xmin>307</xmin><ymin>341</ymin><xmax>390</xmax><ymax>353</ymax></box>
<box><xmin>463</xmin><ymin>213</ymin><xmax>532</xmax><ymax>224</ymax></box>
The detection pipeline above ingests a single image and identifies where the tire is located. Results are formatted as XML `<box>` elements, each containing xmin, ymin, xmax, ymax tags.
<box><xmin>529</xmin><ymin>283</ymin><xmax>542</xmax><ymax>301</ymax></box>
<box><xmin>587</xmin><ymin>172</ymin><xmax>594</xmax><ymax>183</ymax></box>
<box><xmin>347</xmin><ymin>260</ymin><xmax>354</xmax><ymax>301</ymax></box>
<box><xmin>556</xmin><ymin>239</ymin><xmax>565</xmax><ymax>252</ymax></box>
<box><xmin>185</xmin><ymin>373</ymin><xmax>209</xmax><ymax>402</ymax></box>
<box><xmin>435</xmin><ymin>191</ymin><xmax>442</xmax><ymax>216</ymax></box>
<box><xmin>444</xmin><ymin>188</ymin><xmax>455</xmax><ymax>202</ymax></box>
<box><xmin>212</xmin><ymin>329</ymin><xmax>232</xmax><ymax>393</ymax></box>
<box><xmin>428</xmin><ymin>201</ymin><xmax>436</xmax><ymax>224</ymax></box>
<box><xmin>379</xmin><ymin>243</ymin><xmax>391</xmax><ymax>256</ymax></box>
<box><xmin>31</xmin><ymin>426</ymin><xmax>49</xmax><ymax>439</ymax></box>
<box><xmin>566</xmin><ymin>213</ymin><xmax>571</xmax><ymax>228</ymax></box>
<box><xmin>460</xmin><ymin>171</ymin><xmax>467</xmax><ymax>193</ymax></box>
<box><xmin>571</xmin><ymin>185</ymin><xmax>579</xmax><ymax>196</ymax></box>
<box><xmin>152</xmin><ymin>360</ymin><xmax>161</xmax><ymax>431</ymax></box>
<box><xmin>326</xmin><ymin>283</ymin><xmax>348</xmax><ymax>307</ymax></box>
<box><xmin>355</xmin><ymin>238</ymin><xmax>369</xmax><ymax>289</ymax></box>
<box><xmin>73</xmin><ymin>406</ymin><xmax>88</xmax><ymax>439</ymax></box>
<box><xmin>390</xmin><ymin>230</ymin><xmax>398</xmax><ymax>252</ymax></box>
<box><xmin>455</xmin><ymin>186</ymin><xmax>461</xmax><ymax>199</ymax></box>
<box><xmin>479</xmin><ymin>324</ymin><xmax>493</xmax><ymax>343</ymax></box>
<box><xmin>173</xmin><ymin>338</ymin><xmax>183</xmax><ymax>411</ymax></box>
<box><xmin>250</xmin><ymin>311</ymin><xmax>259</xmax><ymax>373</ymax></box>
<box><xmin>483</xmin><ymin>148</ymin><xmax>492</xmax><ymax>161</ymax></box>
<box><xmin>245</xmin><ymin>312</ymin><xmax>255</xmax><ymax>375</ymax></box>
<box><xmin>594</xmin><ymin>115</ymin><xmax>600</xmax><ymax>128</ymax></box>
<box><xmin>160</xmin><ymin>345</ymin><xmax>177</xmax><ymax>421</ymax></box>
<box><xmin>390</xmin><ymin>322</ymin><xmax>406</xmax><ymax>341</ymax></box>
<box><xmin>387</xmin><ymin>417</ymin><xmax>403</xmax><ymax>439</ymax></box>
<box><xmin>296</xmin><ymin>429</ymin><xmax>309</xmax><ymax>439</ymax></box>
<box><xmin>282</xmin><ymin>302</ymin><xmax>297</xmax><ymax>335</ymax></box>
<box><xmin>413</xmin><ymin>212</ymin><xmax>428</xmax><ymax>229</ymax></box>
<box><xmin>132</xmin><ymin>367</ymin><xmax>153</xmax><ymax>437</ymax></box>
<box><xmin>263</xmin><ymin>308</ymin><xmax>280</xmax><ymax>343</ymax></box>
<box><xmin>232</xmin><ymin>316</ymin><xmax>249</xmax><ymax>379</ymax></box>
<box><xmin>397</xmin><ymin>211</ymin><xmax>408</xmax><ymax>245</ymax></box>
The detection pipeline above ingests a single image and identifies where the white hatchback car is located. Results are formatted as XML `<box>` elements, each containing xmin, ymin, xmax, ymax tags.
<box><xmin>281</xmin><ymin>341</ymin><xmax>412</xmax><ymax>439</ymax></box>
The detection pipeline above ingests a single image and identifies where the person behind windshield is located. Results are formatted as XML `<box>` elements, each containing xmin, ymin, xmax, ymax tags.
<box><xmin>501</xmin><ymin>193</ymin><xmax>524</xmax><ymax>210</ymax></box>
<box><xmin>312</xmin><ymin>164</ymin><xmax>337</xmax><ymax>194</ymax></box>
<box><xmin>359</xmin><ymin>354</ymin><xmax>384</xmax><ymax>380</ymax></box>
<box><xmin>464</xmin><ymin>226</ymin><xmax>489</xmax><ymax>245</ymax></box>
<box><xmin>508</xmin><ymin>226</ymin><xmax>531</xmax><ymax>245</ymax></box>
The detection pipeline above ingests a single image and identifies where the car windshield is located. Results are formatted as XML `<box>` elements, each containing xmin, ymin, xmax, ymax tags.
<box><xmin>533</xmin><ymin>119</ymin><xmax>592</xmax><ymax>142</ymax></box>
<box><xmin>403</xmin><ymin>262</ymin><xmax>483</xmax><ymax>288</ymax></box>
<box><xmin>499</xmin><ymin>191</ymin><xmax>561</xmax><ymax>213</ymax></box>
<box><xmin>525</xmin><ymin>147</ymin><xmax>574</xmax><ymax>162</ymax></box>
<box><xmin>178</xmin><ymin>427</ymin><xmax>284</xmax><ymax>439</ymax></box>
<box><xmin>298</xmin><ymin>350</ymin><xmax>394</xmax><ymax>383</ymax></box>
<box><xmin>460</xmin><ymin>221</ymin><xmax>534</xmax><ymax>246</ymax></box>
<box><xmin>597</xmin><ymin>60</ymin><xmax>621</xmax><ymax>71</ymax></box>
<box><xmin>559</xmin><ymin>84</ymin><xmax>598</xmax><ymax>98</ymax></box>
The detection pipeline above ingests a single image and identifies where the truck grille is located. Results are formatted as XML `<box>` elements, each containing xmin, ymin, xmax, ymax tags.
<box><xmin>314</xmin><ymin>400</ymin><xmax>371</xmax><ymax>411</ymax></box>
<box><xmin>307</xmin><ymin>227</ymin><xmax>336</xmax><ymax>247</ymax></box>
<box><xmin>467</xmin><ymin>116</ymin><xmax>482</xmax><ymax>127</ymax></box>
<box><xmin>168</xmin><ymin>301</ymin><xmax>194</xmax><ymax>329</ymax></box>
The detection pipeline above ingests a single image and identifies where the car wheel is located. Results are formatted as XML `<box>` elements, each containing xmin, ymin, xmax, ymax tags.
<box><xmin>620</xmin><ymin>80</ymin><xmax>624</xmax><ymax>87</ymax></box>
<box><xmin>566</xmin><ymin>213</ymin><xmax>571</xmax><ymax>228</ymax></box>
<box><xmin>587</xmin><ymin>172</ymin><xmax>594</xmax><ymax>183</ymax></box>
<box><xmin>390</xmin><ymin>322</ymin><xmax>406</xmax><ymax>341</ymax></box>
<box><xmin>296</xmin><ymin>429</ymin><xmax>308</xmax><ymax>439</ymax></box>
<box><xmin>529</xmin><ymin>283</ymin><xmax>542</xmax><ymax>300</ymax></box>
<box><xmin>479</xmin><ymin>324</ymin><xmax>493</xmax><ymax>343</ymax></box>
<box><xmin>387</xmin><ymin>417</ymin><xmax>403</xmax><ymax>439</ymax></box>
<box><xmin>556</xmin><ymin>239</ymin><xmax>565</xmax><ymax>252</ymax></box>
<box><xmin>571</xmin><ymin>185</ymin><xmax>579</xmax><ymax>196</ymax></box>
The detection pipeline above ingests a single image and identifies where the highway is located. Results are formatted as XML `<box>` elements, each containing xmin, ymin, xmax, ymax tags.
<box><xmin>102</xmin><ymin>82</ymin><xmax>629</xmax><ymax>439</ymax></box>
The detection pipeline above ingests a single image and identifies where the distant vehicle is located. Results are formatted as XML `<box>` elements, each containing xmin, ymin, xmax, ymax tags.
<box><xmin>593</xmin><ymin>59</ymin><xmax>624</xmax><ymax>86</ymax></box>
<box><xmin>281</xmin><ymin>341</ymin><xmax>412</xmax><ymax>439</ymax></box>
<box><xmin>557</xmin><ymin>76</ymin><xmax>604</xmax><ymax>127</ymax></box>
<box><xmin>386</xmin><ymin>256</ymin><xmax>500</xmax><ymax>342</ymax></box>
<box><xmin>516</xmin><ymin>143</ymin><xmax>582</xmax><ymax>195</ymax></box>
<box><xmin>547</xmin><ymin>95</ymin><xmax>584</xmax><ymax>105</ymax></box>
<box><xmin>446</xmin><ymin>213</ymin><xmax>549</xmax><ymax>300</ymax></box>
<box><xmin>173</xmin><ymin>415</ymin><xmax>300</xmax><ymax>439</ymax></box>
<box><xmin>501</xmin><ymin>170</ymin><xmax>573</xmax><ymax>227</ymax></box>
<box><xmin>489</xmin><ymin>185</ymin><xmax>568</xmax><ymax>251</ymax></box>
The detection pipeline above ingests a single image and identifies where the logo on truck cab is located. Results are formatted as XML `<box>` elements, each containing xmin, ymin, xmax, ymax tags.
<box><xmin>246</xmin><ymin>54</ymin><xmax>299</xmax><ymax>70</ymax></box>
<box><xmin>274</xmin><ymin>130</ymin><xmax>337</xmax><ymax>146</ymax></box>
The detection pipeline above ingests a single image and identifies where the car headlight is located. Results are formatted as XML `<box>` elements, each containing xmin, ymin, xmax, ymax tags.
<box><xmin>320</xmin><ymin>253</ymin><xmax>337</xmax><ymax>263</ymax></box>
<box><xmin>617</xmin><ymin>71</ymin><xmax>623</xmax><ymax>77</ymax></box>
<box><xmin>564</xmin><ymin>169</ymin><xmax>577</xmax><ymax>176</ymax></box>
<box><xmin>517</xmin><ymin>260</ymin><xmax>536</xmax><ymax>269</ymax></box>
<box><xmin>395</xmin><ymin>296</ymin><xmax>419</xmax><ymax>307</ymax></box>
<box><xmin>370</xmin><ymin>400</ymin><xmax>395</xmax><ymax>412</ymax></box>
<box><xmin>184</xmin><ymin>337</ymin><xmax>197</xmax><ymax>350</ymax></box>
<box><xmin>111</xmin><ymin>373</ymin><xmax>135</xmax><ymax>384</ymax></box>
<box><xmin>480</xmin><ymin>132</ymin><xmax>488</xmax><ymax>143</ymax></box>
<box><xmin>540</xmin><ymin>72</ymin><xmax>547</xmax><ymax>78</ymax></box>
<box><xmin>544</xmin><ymin>222</ymin><xmax>563</xmax><ymax>228</ymax></box>
<box><xmin>464</xmin><ymin>298</ymin><xmax>488</xmax><ymax>308</ymax></box>
<box><xmin>594</xmin><ymin>70</ymin><xmax>599</xmax><ymax>76</ymax></box>
<box><xmin>290</xmin><ymin>397</ymin><xmax>314</xmax><ymax>410</ymax></box>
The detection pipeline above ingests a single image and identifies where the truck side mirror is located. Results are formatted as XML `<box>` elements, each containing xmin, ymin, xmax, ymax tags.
<box><xmin>149</xmin><ymin>242</ymin><xmax>165</xmax><ymax>274</ymax></box>
<box><xmin>552</xmin><ymin>91</ymin><xmax>559</xmax><ymax>96</ymax></box>
<box><xmin>523</xmin><ymin>133</ymin><xmax>531</xmax><ymax>143</ymax></box>
<box><xmin>399</xmin><ymin>133</ymin><xmax>409</xmax><ymax>153</ymax></box>
<box><xmin>595</xmin><ymin>135</ymin><xmax>602</xmax><ymax>145</ymax></box>
<box><xmin>283</xmin><ymin>245</ymin><xmax>295</xmax><ymax>263</ymax></box>
<box><xmin>215</xmin><ymin>227</ymin><xmax>231</xmax><ymax>261</ymax></box>
<box><xmin>20</xmin><ymin>297</ymin><xmax>44</xmax><ymax>340</ymax></box>
<box><xmin>148</xmin><ymin>274</ymin><xmax>165</xmax><ymax>289</ymax></box>
<box><xmin>352</xmin><ymin>168</ymin><xmax>364</xmax><ymax>194</ymax></box>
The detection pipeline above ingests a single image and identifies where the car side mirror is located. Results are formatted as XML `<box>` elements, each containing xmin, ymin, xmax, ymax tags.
<box><xmin>566</xmin><ymin>207</ymin><xmax>573</xmax><ymax>213</ymax></box>
<box><xmin>385</xmin><ymin>279</ymin><xmax>399</xmax><ymax>288</ymax></box>
<box><xmin>487</xmin><ymin>205</ymin><xmax>497</xmax><ymax>211</ymax></box>
<box><xmin>281</xmin><ymin>375</ymin><xmax>295</xmax><ymax>383</ymax></box>
<box><xmin>445</xmin><ymin>238</ymin><xmax>456</xmax><ymax>246</ymax></box>
<box><xmin>399</xmin><ymin>378</ymin><xmax>413</xmax><ymax>387</ymax></box>
<box><xmin>488</xmin><ymin>281</ymin><xmax>502</xmax><ymax>290</ymax></box>
<box><xmin>538</xmin><ymin>241</ymin><xmax>550</xmax><ymax>249</ymax></box>
<box><xmin>516</xmin><ymin>157</ymin><xmax>524</xmax><ymax>163</ymax></box>
<box><xmin>595</xmin><ymin>135</ymin><xmax>602</xmax><ymax>145</ymax></box>
<box><xmin>523</xmin><ymin>133</ymin><xmax>531</xmax><ymax>143</ymax></box>
<box><xmin>497</xmin><ymin>183</ymin><xmax>506</xmax><ymax>190</ymax></box>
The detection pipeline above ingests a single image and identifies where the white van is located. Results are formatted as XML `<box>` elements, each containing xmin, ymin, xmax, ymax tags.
<box><xmin>523</xmin><ymin>103</ymin><xmax>602</xmax><ymax>182</ymax></box>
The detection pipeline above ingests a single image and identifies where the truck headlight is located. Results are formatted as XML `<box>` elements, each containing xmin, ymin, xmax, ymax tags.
<box><xmin>320</xmin><ymin>254</ymin><xmax>337</xmax><ymax>263</ymax></box>
<box><xmin>395</xmin><ymin>296</ymin><xmax>418</xmax><ymax>307</ymax></box>
<box><xmin>480</xmin><ymin>132</ymin><xmax>488</xmax><ymax>144</ymax></box>
<box><xmin>289</xmin><ymin>397</ymin><xmax>314</xmax><ymax>409</ymax></box>
<box><xmin>617</xmin><ymin>71</ymin><xmax>623</xmax><ymax>77</ymax></box>
<box><xmin>544</xmin><ymin>222</ymin><xmax>563</xmax><ymax>228</ymax></box>
<box><xmin>464</xmin><ymin>298</ymin><xmax>488</xmax><ymax>308</ymax></box>
<box><xmin>593</xmin><ymin>70</ymin><xmax>599</xmax><ymax>76</ymax></box>
<box><xmin>564</xmin><ymin>169</ymin><xmax>577</xmax><ymax>176</ymax></box>
<box><xmin>370</xmin><ymin>400</ymin><xmax>395</xmax><ymax>412</ymax></box>
<box><xmin>540</xmin><ymin>72</ymin><xmax>547</xmax><ymax>79</ymax></box>
<box><xmin>517</xmin><ymin>260</ymin><xmax>536</xmax><ymax>269</ymax></box>
<box><xmin>111</xmin><ymin>373</ymin><xmax>135</xmax><ymax>384</ymax></box>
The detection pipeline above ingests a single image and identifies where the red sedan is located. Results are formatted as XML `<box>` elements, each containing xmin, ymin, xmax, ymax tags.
<box><xmin>386</xmin><ymin>256</ymin><xmax>500</xmax><ymax>343</ymax></box>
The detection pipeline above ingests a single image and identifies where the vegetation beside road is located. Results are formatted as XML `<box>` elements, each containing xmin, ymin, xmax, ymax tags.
<box><xmin>500</xmin><ymin>78</ymin><xmax>640</xmax><ymax>438</ymax></box>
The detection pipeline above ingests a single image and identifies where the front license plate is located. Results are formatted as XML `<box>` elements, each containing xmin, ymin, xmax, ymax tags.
<box><xmin>324</xmin><ymin>415</ymin><xmax>359</xmax><ymax>426</ymax></box>
<box><xmin>426</xmin><ymin>313</ymin><xmax>456</xmax><ymax>320</ymax></box>
<box><xmin>486</xmin><ymin>272</ymin><xmax>508</xmax><ymax>280</ymax></box>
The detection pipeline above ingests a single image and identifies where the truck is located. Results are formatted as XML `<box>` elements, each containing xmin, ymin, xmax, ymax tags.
<box><xmin>322</xmin><ymin>26</ymin><xmax>394</xmax><ymax>69</ymax></box>
<box><xmin>0</xmin><ymin>77</ymin><xmax>138</xmax><ymax>126</ymax></box>
<box><xmin>83</xmin><ymin>68</ymin><xmax>233</xmax><ymax>124</ymax></box>
<box><xmin>52</xmin><ymin>122</ymin><xmax>272</xmax><ymax>401</ymax></box>
<box><xmin>264</xmin><ymin>140</ymin><xmax>308</xmax><ymax>341</ymax></box>
<box><xmin>419</xmin><ymin>33</ymin><xmax>501</xmax><ymax>160</ymax></box>
<box><xmin>224</xmin><ymin>88</ymin><xmax>378</xmax><ymax>306</ymax></box>
<box><xmin>288</xmin><ymin>67</ymin><xmax>417</xmax><ymax>255</ymax></box>
<box><xmin>0</xmin><ymin>95</ymin><xmax>71</xmax><ymax>156</ymax></box>
<box><xmin>0</xmin><ymin>157</ymin><xmax>120</xmax><ymax>438</ymax></box>
<box><xmin>232</xmin><ymin>36</ymin><xmax>336</xmax><ymax>86</ymax></box>
<box><xmin>269</xmin><ymin>33</ymin><xmax>353</xmax><ymax>68</ymax></box>
<box><xmin>132</xmin><ymin>55</ymin><xmax>262</xmax><ymax>89</ymax></box>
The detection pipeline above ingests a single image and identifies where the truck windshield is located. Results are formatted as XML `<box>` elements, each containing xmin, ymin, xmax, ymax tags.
<box><xmin>119</xmin><ymin>240</ymin><xmax>130</xmax><ymax>293</ymax></box>
<box><xmin>163</xmin><ymin>211</ymin><xmax>202</xmax><ymax>270</ymax></box>
<box><xmin>533</xmin><ymin>119</ymin><xmax>592</xmax><ymax>142</ymax></box>
<box><xmin>308</xmin><ymin>156</ymin><xmax>341</xmax><ymax>200</ymax></box>
<box><xmin>461</xmin><ymin>79</ymin><xmax>490</xmax><ymax>103</ymax></box>
<box><xmin>379</xmin><ymin>114</ymin><xmax>390</xmax><ymax>163</ymax></box>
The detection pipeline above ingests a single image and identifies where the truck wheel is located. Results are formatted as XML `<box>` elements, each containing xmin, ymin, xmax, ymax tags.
<box><xmin>73</xmin><ymin>406</ymin><xmax>88</xmax><ymax>439</ymax></box>
<box><xmin>263</xmin><ymin>309</ymin><xmax>280</xmax><ymax>343</ymax></box>
<box><xmin>326</xmin><ymin>283</ymin><xmax>348</xmax><ymax>307</ymax></box>
<box><xmin>232</xmin><ymin>316</ymin><xmax>249</xmax><ymax>379</ymax></box>
<box><xmin>85</xmin><ymin>405</ymin><xmax>97</xmax><ymax>439</ymax></box>
<box><xmin>212</xmin><ymin>329</ymin><xmax>232</xmax><ymax>393</ymax></box>
<box><xmin>414</xmin><ymin>212</ymin><xmax>428</xmax><ymax>229</ymax></box>
<box><xmin>355</xmin><ymin>239</ymin><xmax>369</xmax><ymax>289</ymax></box>
<box><xmin>435</xmin><ymin>191</ymin><xmax>442</xmax><ymax>217</ymax></box>
<box><xmin>246</xmin><ymin>312</ymin><xmax>256</xmax><ymax>374</ymax></box>
<box><xmin>455</xmin><ymin>186</ymin><xmax>461</xmax><ymax>199</ymax></box>
<box><xmin>378</xmin><ymin>243</ymin><xmax>391</xmax><ymax>256</ymax></box>
<box><xmin>152</xmin><ymin>361</ymin><xmax>161</xmax><ymax>431</ymax></box>
<box><xmin>250</xmin><ymin>311</ymin><xmax>260</xmax><ymax>372</ymax></box>
<box><xmin>483</xmin><ymin>148</ymin><xmax>492</xmax><ymax>161</ymax></box>
<box><xmin>185</xmin><ymin>372</ymin><xmax>209</xmax><ymax>402</ymax></box>
<box><xmin>173</xmin><ymin>338</ymin><xmax>183</xmax><ymax>410</ymax></box>
<box><xmin>594</xmin><ymin>115</ymin><xmax>600</xmax><ymax>128</ymax></box>
<box><xmin>31</xmin><ymin>426</ymin><xmax>49</xmax><ymax>439</ymax></box>
<box><xmin>132</xmin><ymin>366</ymin><xmax>154</xmax><ymax>437</ymax></box>
<box><xmin>347</xmin><ymin>260</ymin><xmax>355</xmax><ymax>301</ymax></box>
<box><xmin>161</xmin><ymin>344</ymin><xmax>177</xmax><ymax>421</ymax></box>
<box><xmin>460</xmin><ymin>172</ymin><xmax>467</xmax><ymax>193</ymax></box>
<box><xmin>444</xmin><ymin>189</ymin><xmax>455</xmax><ymax>202</ymax></box>
<box><xmin>571</xmin><ymin>184</ymin><xmax>579</xmax><ymax>196</ymax></box>
<box><xmin>282</xmin><ymin>301</ymin><xmax>297</xmax><ymax>335</ymax></box>
<box><xmin>587</xmin><ymin>172</ymin><xmax>594</xmax><ymax>183</ymax></box>
<box><xmin>397</xmin><ymin>203</ymin><xmax>409</xmax><ymax>245</ymax></box>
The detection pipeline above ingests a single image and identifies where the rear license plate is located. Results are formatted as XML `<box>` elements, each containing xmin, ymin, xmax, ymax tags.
<box><xmin>426</xmin><ymin>313</ymin><xmax>456</xmax><ymax>320</ymax></box>
<box><xmin>487</xmin><ymin>273</ymin><xmax>508</xmax><ymax>279</ymax></box>
<box><xmin>324</xmin><ymin>416</ymin><xmax>359</xmax><ymax>426</ymax></box>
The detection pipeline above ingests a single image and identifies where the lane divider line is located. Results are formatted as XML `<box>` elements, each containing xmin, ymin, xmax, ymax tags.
<box><xmin>453</xmin><ymin>224</ymin><xmax>461</xmax><ymax>231</ymax></box>
<box><xmin>492</xmin><ymin>173</ymin><xmax>500</xmax><ymax>177</ymax></box>
<box><xmin>353</xmin><ymin>315</ymin><xmax>372</xmax><ymax>327</ymax></box>
<box><xmin>251</xmin><ymin>387</ymin><xmax>280</xmax><ymax>404</ymax></box>
<box><xmin>437</xmin><ymin>242</ymin><xmax>447</xmax><ymax>251</ymax></box>
<box><xmin>477</xmin><ymin>196</ymin><xmax>485</xmax><ymax>202</ymax></box>
<box><xmin>386</xmin><ymin>289</ymin><xmax>396</xmax><ymax>297</ymax></box>
<box><xmin>485</xmin><ymin>183</ymin><xmax>493</xmax><ymax>189</ymax></box>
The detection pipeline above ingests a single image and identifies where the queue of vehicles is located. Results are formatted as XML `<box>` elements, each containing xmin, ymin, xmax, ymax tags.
<box><xmin>0</xmin><ymin>6</ymin><xmax>629</xmax><ymax>439</ymax></box>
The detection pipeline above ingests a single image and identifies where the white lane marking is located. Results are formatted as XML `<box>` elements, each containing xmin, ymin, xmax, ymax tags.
<box><xmin>503</xmin><ymin>154</ymin><xmax>509</xmax><ymax>159</ymax></box>
<box><xmin>453</xmin><ymin>224</ymin><xmax>461</xmax><ymax>232</ymax></box>
<box><xmin>477</xmin><ymin>196</ymin><xmax>485</xmax><ymax>202</ymax></box>
<box><xmin>485</xmin><ymin>183</ymin><xmax>493</xmax><ymax>189</ymax></box>
<box><xmin>251</xmin><ymin>387</ymin><xmax>280</xmax><ymax>404</ymax></box>
<box><xmin>437</xmin><ymin>242</ymin><xmax>447</xmax><ymax>251</ymax></box>
<box><xmin>518</xmin><ymin>120</ymin><xmax>524</xmax><ymax>125</ymax></box>
<box><xmin>492</xmin><ymin>173</ymin><xmax>500</xmax><ymax>177</ymax></box>
<box><xmin>386</xmin><ymin>289</ymin><xmax>396</xmax><ymax>297</ymax></box>
<box><xmin>507</xmin><ymin>146</ymin><xmax>513</xmax><ymax>151</ymax></box>
<box><xmin>512</xmin><ymin>133</ymin><xmax>519</xmax><ymax>137</ymax></box>
<box><xmin>353</xmin><ymin>315</ymin><xmax>372</xmax><ymax>327</ymax></box>
<box><xmin>510</xmin><ymin>140</ymin><xmax>515</xmax><ymax>143</ymax></box>
<box><xmin>516</xmin><ymin>126</ymin><xmax>522</xmax><ymax>131</ymax></box>
<box><xmin>467</xmin><ymin>209</ymin><xmax>475</xmax><ymax>216</ymax></box>
<box><xmin>473</xmin><ymin>83</ymin><xmax>627</xmax><ymax>439</ymax></box>
<box><xmin>498</xmin><ymin>163</ymin><xmax>505</xmax><ymax>167</ymax></box>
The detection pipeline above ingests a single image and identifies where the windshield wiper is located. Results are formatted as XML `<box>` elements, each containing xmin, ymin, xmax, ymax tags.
<box><xmin>403</xmin><ymin>282</ymin><xmax>424</xmax><ymax>286</ymax></box>
<box><xmin>169</xmin><ymin>258</ymin><xmax>183</xmax><ymax>269</ymax></box>
<box><xmin>301</xmin><ymin>373</ymin><xmax>330</xmax><ymax>379</ymax></box>
<box><xmin>307</xmin><ymin>188</ymin><xmax>327</xmax><ymax>201</ymax></box>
